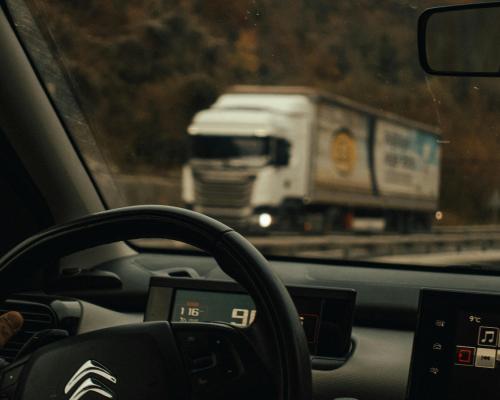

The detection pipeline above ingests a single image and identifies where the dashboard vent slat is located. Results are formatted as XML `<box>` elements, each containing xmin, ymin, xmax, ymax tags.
<box><xmin>0</xmin><ymin>300</ymin><xmax>57</xmax><ymax>362</ymax></box>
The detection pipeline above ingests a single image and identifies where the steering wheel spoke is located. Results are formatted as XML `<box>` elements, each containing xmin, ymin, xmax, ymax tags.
<box><xmin>172</xmin><ymin>322</ymin><xmax>273</xmax><ymax>399</ymax></box>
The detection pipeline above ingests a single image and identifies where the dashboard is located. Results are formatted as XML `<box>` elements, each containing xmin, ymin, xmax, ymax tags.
<box><xmin>143</xmin><ymin>276</ymin><xmax>500</xmax><ymax>399</ymax></box>
<box><xmin>7</xmin><ymin>253</ymin><xmax>500</xmax><ymax>400</ymax></box>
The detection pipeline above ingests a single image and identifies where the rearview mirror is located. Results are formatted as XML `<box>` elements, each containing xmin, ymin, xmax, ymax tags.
<box><xmin>419</xmin><ymin>2</ymin><xmax>500</xmax><ymax>76</ymax></box>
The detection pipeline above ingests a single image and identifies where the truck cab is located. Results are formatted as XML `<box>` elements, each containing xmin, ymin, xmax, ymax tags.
<box><xmin>183</xmin><ymin>93</ymin><xmax>314</xmax><ymax>230</ymax></box>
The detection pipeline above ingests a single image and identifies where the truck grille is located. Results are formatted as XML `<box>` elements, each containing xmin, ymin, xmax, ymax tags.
<box><xmin>193</xmin><ymin>172</ymin><xmax>255</xmax><ymax>209</ymax></box>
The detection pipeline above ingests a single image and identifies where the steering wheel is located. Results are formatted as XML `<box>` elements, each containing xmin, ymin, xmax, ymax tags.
<box><xmin>0</xmin><ymin>206</ymin><xmax>312</xmax><ymax>400</ymax></box>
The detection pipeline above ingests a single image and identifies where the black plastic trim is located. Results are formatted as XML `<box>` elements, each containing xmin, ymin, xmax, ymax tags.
<box><xmin>418</xmin><ymin>2</ymin><xmax>500</xmax><ymax>77</ymax></box>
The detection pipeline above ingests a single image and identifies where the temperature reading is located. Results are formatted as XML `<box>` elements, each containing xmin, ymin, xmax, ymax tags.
<box><xmin>179</xmin><ymin>306</ymin><xmax>201</xmax><ymax>317</ymax></box>
<box><xmin>469</xmin><ymin>315</ymin><xmax>482</xmax><ymax>324</ymax></box>
<box><xmin>231</xmin><ymin>308</ymin><xmax>256</xmax><ymax>327</ymax></box>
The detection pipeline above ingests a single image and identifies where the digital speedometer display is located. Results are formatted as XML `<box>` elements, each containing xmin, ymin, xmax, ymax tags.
<box><xmin>171</xmin><ymin>290</ymin><xmax>257</xmax><ymax>327</ymax></box>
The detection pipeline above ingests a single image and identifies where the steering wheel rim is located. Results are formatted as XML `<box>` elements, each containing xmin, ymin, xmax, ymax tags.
<box><xmin>0</xmin><ymin>205</ymin><xmax>312</xmax><ymax>400</ymax></box>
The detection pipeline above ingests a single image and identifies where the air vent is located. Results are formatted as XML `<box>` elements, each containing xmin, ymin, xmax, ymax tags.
<box><xmin>168</xmin><ymin>270</ymin><xmax>195</xmax><ymax>278</ymax></box>
<box><xmin>0</xmin><ymin>299</ymin><xmax>57</xmax><ymax>362</ymax></box>
<box><xmin>159</xmin><ymin>267</ymin><xmax>200</xmax><ymax>279</ymax></box>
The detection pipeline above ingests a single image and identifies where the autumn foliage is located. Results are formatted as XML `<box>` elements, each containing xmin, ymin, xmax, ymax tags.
<box><xmin>26</xmin><ymin>0</ymin><xmax>500</xmax><ymax>224</ymax></box>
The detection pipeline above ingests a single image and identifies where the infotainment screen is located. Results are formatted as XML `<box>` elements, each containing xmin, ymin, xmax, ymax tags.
<box><xmin>407</xmin><ymin>289</ymin><xmax>500</xmax><ymax>400</ymax></box>
<box><xmin>145</xmin><ymin>277</ymin><xmax>356</xmax><ymax>364</ymax></box>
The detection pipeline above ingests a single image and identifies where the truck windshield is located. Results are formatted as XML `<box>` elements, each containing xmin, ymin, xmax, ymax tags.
<box><xmin>10</xmin><ymin>0</ymin><xmax>500</xmax><ymax>268</ymax></box>
<box><xmin>191</xmin><ymin>136</ymin><xmax>270</xmax><ymax>159</ymax></box>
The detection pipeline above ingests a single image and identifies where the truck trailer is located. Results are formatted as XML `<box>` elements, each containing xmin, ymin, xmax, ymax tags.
<box><xmin>182</xmin><ymin>86</ymin><xmax>441</xmax><ymax>233</ymax></box>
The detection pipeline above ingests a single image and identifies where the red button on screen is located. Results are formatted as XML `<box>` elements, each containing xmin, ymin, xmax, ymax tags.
<box><xmin>456</xmin><ymin>346</ymin><xmax>475</xmax><ymax>365</ymax></box>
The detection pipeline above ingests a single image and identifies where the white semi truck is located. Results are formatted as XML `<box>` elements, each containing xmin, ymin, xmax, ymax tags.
<box><xmin>182</xmin><ymin>86</ymin><xmax>440</xmax><ymax>232</ymax></box>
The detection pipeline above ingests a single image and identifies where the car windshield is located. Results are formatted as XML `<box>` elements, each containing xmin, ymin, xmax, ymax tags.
<box><xmin>191</xmin><ymin>136</ymin><xmax>270</xmax><ymax>159</ymax></box>
<box><xmin>8</xmin><ymin>0</ymin><xmax>500</xmax><ymax>267</ymax></box>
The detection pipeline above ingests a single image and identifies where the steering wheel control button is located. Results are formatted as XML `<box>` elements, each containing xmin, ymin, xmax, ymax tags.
<box><xmin>191</xmin><ymin>354</ymin><xmax>216</xmax><ymax>371</ymax></box>
<box><xmin>177</xmin><ymin>332</ymin><xmax>209</xmax><ymax>353</ymax></box>
<box><xmin>192</xmin><ymin>368</ymin><xmax>219</xmax><ymax>394</ymax></box>
<box><xmin>1</xmin><ymin>365</ymin><xmax>23</xmax><ymax>388</ymax></box>
<box><xmin>0</xmin><ymin>362</ymin><xmax>24</xmax><ymax>400</ymax></box>
<box><xmin>1</xmin><ymin>373</ymin><xmax>13</xmax><ymax>390</ymax></box>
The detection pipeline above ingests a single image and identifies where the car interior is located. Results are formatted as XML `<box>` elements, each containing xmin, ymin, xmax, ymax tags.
<box><xmin>0</xmin><ymin>1</ymin><xmax>500</xmax><ymax>400</ymax></box>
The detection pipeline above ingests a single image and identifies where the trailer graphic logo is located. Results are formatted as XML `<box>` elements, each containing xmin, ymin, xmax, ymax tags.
<box><xmin>331</xmin><ymin>129</ymin><xmax>357</xmax><ymax>175</ymax></box>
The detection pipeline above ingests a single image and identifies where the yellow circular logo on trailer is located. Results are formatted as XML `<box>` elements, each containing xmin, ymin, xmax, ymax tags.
<box><xmin>331</xmin><ymin>130</ymin><xmax>357</xmax><ymax>175</ymax></box>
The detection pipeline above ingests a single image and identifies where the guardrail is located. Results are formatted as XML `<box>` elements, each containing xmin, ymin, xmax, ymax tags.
<box><xmin>134</xmin><ymin>227</ymin><xmax>500</xmax><ymax>260</ymax></box>
<box><xmin>249</xmin><ymin>231</ymin><xmax>500</xmax><ymax>259</ymax></box>
<box><xmin>433</xmin><ymin>225</ymin><xmax>500</xmax><ymax>234</ymax></box>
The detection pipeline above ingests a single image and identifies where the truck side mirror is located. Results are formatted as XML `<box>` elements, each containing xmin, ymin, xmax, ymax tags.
<box><xmin>275</xmin><ymin>139</ymin><xmax>290</xmax><ymax>166</ymax></box>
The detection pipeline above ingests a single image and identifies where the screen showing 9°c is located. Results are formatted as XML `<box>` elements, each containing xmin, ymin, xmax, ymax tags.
<box><xmin>449</xmin><ymin>310</ymin><xmax>500</xmax><ymax>398</ymax></box>
<box><xmin>171</xmin><ymin>289</ymin><xmax>320</xmax><ymax>345</ymax></box>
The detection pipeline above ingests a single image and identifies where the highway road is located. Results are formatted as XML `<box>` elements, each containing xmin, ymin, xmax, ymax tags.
<box><xmin>133</xmin><ymin>226</ymin><xmax>500</xmax><ymax>266</ymax></box>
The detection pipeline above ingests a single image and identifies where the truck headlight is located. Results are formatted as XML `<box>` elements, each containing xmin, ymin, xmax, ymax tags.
<box><xmin>258</xmin><ymin>213</ymin><xmax>273</xmax><ymax>228</ymax></box>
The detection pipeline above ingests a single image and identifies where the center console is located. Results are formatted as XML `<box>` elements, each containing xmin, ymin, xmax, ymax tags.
<box><xmin>408</xmin><ymin>289</ymin><xmax>500</xmax><ymax>399</ymax></box>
